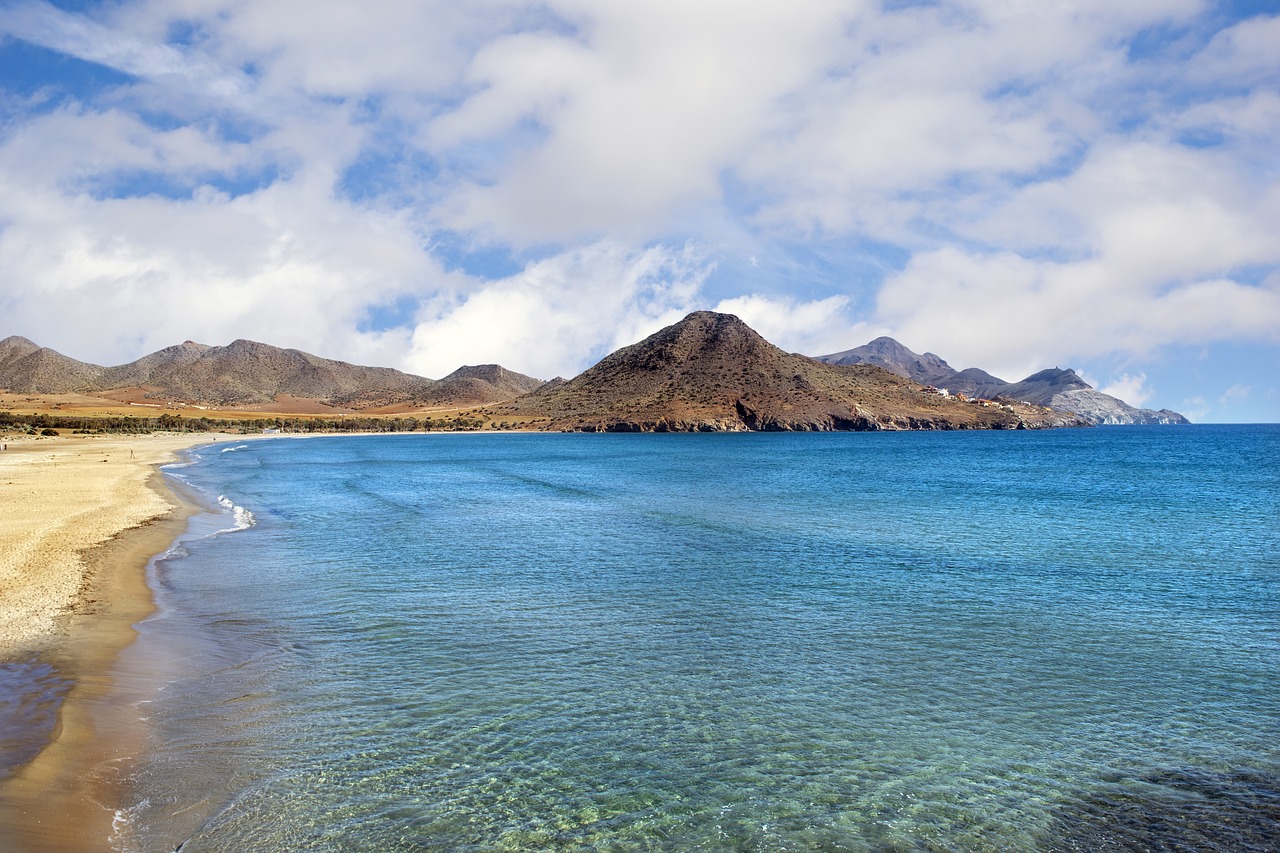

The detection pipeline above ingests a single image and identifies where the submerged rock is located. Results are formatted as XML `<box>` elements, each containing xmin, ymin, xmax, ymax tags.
<box><xmin>1046</xmin><ymin>767</ymin><xmax>1280</xmax><ymax>852</ymax></box>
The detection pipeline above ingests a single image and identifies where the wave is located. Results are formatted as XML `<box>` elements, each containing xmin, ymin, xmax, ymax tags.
<box><xmin>216</xmin><ymin>496</ymin><xmax>256</xmax><ymax>533</ymax></box>
<box><xmin>111</xmin><ymin>797</ymin><xmax>150</xmax><ymax>853</ymax></box>
<box><xmin>220</xmin><ymin>445</ymin><xmax>250</xmax><ymax>453</ymax></box>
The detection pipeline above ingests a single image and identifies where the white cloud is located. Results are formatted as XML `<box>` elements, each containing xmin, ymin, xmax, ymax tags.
<box><xmin>1219</xmin><ymin>383</ymin><xmax>1251</xmax><ymax>405</ymax></box>
<box><xmin>405</xmin><ymin>241</ymin><xmax>712</xmax><ymax>379</ymax></box>
<box><xmin>711</xmin><ymin>294</ymin><xmax>867</xmax><ymax>358</ymax></box>
<box><xmin>737</xmin><ymin>0</ymin><xmax>1205</xmax><ymax>241</ymax></box>
<box><xmin>429</xmin><ymin>0</ymin><xmax>855</xmax><ymax>243</ymax></box>
<box><xmin>1</xmin><ymin>0</ymin><xmax>251</xmax><ymax>97</ymax></box>
<box><xmin>1181</xmin><ymin>395</ymin><xmax>1210</xmax><ymax>422</ymax></box>
<box><xmin>186</xmin><ymin>0</ymin><xmax>496</xmax><ymax>97</ymax></box>
<box><xmin>0</xmin><ymin>0</ymin><xmax>1276</xmax><ymax>420</ymax></box>
<box><xmin>873</xmin><ymin>247</ymin><xmax>1280</xmax><ymax>381</ymax></box>
<box><xmin>972</xmin><ymin>138</ymin><xmax>1280</xmax><ymax>276</ymax></box>
<box><xmin>0</xmin><ymin>164</ymin><xmax>453</xmax><ymax>368</ymax></box>
<box><xmin>1190</xmin><ymin>13</ymin><xmax>1280</xmax><ymax>86</ymax></box>
<box><xmin>0</xmin><ymin>105</ymin><xmax>263</xmax><ymax>190</ymax></box>
<box><xmin>1098</xmin><ymin>373</ymin><xmax>1152</xmax><ymax>407</ymax></box>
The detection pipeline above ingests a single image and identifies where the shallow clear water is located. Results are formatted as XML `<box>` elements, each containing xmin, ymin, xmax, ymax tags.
<box><xmin>0</xmin><ymin>659</ymin><xmax>72</xmax><ymax>778</ymax></box>
<box><xmin>122</xmin><ymin>427</ymin><xmax>1279</xmax><ymax>851</ymax></box>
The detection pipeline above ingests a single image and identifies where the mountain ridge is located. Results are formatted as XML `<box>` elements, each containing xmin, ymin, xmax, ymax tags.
<box><xmin>0</xmin><ymin>337</ymin><xmax>542</xmax><ymax>411</ymax></box>
<box><xmin>499</xmin><ymin>312</ymin><xmax>1084</xmax><ymax>431</ymax></box>
<box><xmin>815</xmin><ymin>339</ymin><xmax>1188</xmax><ymax>425</ymax></box>
<box><xmin>2</xmin><ymin>319</ymin><xmax>1179</xmax><ymax>427</ymax></box>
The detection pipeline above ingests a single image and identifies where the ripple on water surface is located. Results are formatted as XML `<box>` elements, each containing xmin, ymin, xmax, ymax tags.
<box><xmin>121</xmin><ymin>429</ymin><xmax>1280</xmax><ymax>851</ymax></box>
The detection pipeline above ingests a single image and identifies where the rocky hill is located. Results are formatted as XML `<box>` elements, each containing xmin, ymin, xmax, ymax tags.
<box><xmin>125</xmin><ymin>338</ymin><xmax>440</xmax><ymax>406</ymax></box>
<box><xmin>815</xmin><ymin>340</ymin><xmax>1189</xmax><ymax>425</ymax></box>
<box><xmin>0</xmin><ymin>337</ymin><xmax>541</xmax><ymax>411</ymax></box>
<box><xmin>819</xmin><ymin>336</ymin><xmax>955</xmax><ymax>385</ymax></box>
<box><xmin>4</xmin><ymin>322</ymin><xmax>1170</xmax><ymax>428</ymax></box>
<box><xmin>498</xmin><ymin>312</ymin><xmax>1085</xmax><ymax>431</ymax></box>
<box><xmin>0</xmin><ymin>336</ymin><xmax>106</xmax><ymax>393</ymax></box>
<box><xmin>424</xmin><ymin>365</ymin><xmax>546</xmax><ymax>406</ymax></box>
<box><xmin>97</xmin><ymin>340</ymin><xmax>213</xmax><ymax>388</ymax></box>
<box><xmin>1000</xmin><ymin>368</ymin><xmax>1090</xmax><ymax>403</ymax></box>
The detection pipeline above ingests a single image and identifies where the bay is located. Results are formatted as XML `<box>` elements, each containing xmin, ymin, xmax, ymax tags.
<box><xmin>119</xmin><ymin>426</ymin><xmax>1280</xmax><ymax>851</ymax></box>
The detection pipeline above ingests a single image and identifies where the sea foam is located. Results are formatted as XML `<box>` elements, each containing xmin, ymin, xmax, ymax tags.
<box><xmin>216</xmin><ymin>496</ymin><xmax>255</xmax><ymax>533</ymax></box>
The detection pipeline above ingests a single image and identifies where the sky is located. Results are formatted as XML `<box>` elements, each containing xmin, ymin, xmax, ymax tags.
<box><xmin>1</xmin><ymin>0</ymin><xmax>1277</xmax><ymax>422</ymax></box>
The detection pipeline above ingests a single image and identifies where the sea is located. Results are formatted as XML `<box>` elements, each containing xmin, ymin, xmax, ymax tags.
<box><xmin>114</xmin><ymin>426</ymin><xmax>1278</xmax><ymax>851</ymax></box>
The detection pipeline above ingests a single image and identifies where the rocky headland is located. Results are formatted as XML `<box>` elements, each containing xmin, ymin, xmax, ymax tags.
<box><xmin>817</xmin><ymin>337</ymin><xmax>1189</xmax><ymax>425</ymax></box>
<box><xmin>498</xmin><ymin>312</ymin><xmax>1086</xmax><ymax>431</ymax></box>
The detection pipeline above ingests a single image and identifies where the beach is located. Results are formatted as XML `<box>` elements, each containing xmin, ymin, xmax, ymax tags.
<box><xmin>0</xmin><ymin>432</ymin><xmax>225</xmax><ymax>851</ymax></box>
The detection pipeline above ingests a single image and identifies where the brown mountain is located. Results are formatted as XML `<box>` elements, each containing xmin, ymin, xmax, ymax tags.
<box><xmin>99</xmin><ymin>340</ymin><xmax>213</xmax><ymax>388</ymax></box>
<box><xmin>499</xmin><ymin>312</ymin><xmax>1084</xmax><ymax>431</ymax></box>
<box><xmin>420</xmin><ymin>364</ymin><xmax>546</xmax><ymax>406</ymax></box>
<box><xmin>0</xmin><ymin>336</ymin><xmax>541</xmax><ymax>411</ymax></box>
<box><xmin>0</xmin><ymin>336</ymin><xmax>105</xmax><ymax>393</ymax></box>
<box><xmin>122</xmin><ymin>338</ymin><xmax>438</xmax><ymax>406</ymax></box>
<box><xmin>0</xmin><ymin>335</ymin><xmax>40</xmax><ymax>366</ymax></box>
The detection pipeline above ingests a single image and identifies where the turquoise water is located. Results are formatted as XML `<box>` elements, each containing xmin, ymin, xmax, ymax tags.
<box><xmin>122</xmin><ymin>427</ymin><xmax>1279</xmax><ymax>851</ymax></box>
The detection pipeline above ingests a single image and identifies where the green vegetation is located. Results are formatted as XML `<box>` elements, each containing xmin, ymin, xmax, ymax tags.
<box><xmin>0</xmin><ymin>411</ymin><xmax>488</xmax><ymax>435</ymax></box>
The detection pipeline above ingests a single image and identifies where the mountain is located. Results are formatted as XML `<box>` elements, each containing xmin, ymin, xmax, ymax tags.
<box><xmin>5</xmin><ymin>323</ymin><xmax>1168</xmax><ymax>428</ymax></box>
<box><xmin>100</xmin><ymin>338</ymin><xmax>437</xmax><ymax>407</ymax></box>
<box><xmin>421</xmin><ymin>365</ymin><xmax>545</xmax><ymax>406</ymax></box>
<box><xmin>0</xmin><ymin>335</ymin><xmax>41</xmax><ymax>366</ymax></box>
<box><xmin>499</xmin><ymin>312</ymin><xmax>1084</xmax><ymax>431</ymax></box>
<box><xmin>943</xmin><ymin>367</ymin><xmax>1011</xmax><ymax>401</ymax></box>
<box><xmin>0</xmin><ymin>337</ymin><xmax>540</xmax><ymax>411</ymax></box>
<box><xmin>1000</xmin><ymin>368</ymin><xmax>1090</xmax><ymax>402</ymax></box>
<box><xmin>816</xmin><ymin>340</ymin><xmax>1189</xmax><ymax>425</ymax></box>
<box><xmin>0</xmin><ymin>336</ymin><xmax>105</xmax><ymax>393</ymax></box>
<box><xmin>819</xmin><ymin>336</ymin><xmax>956</xmax><ymax>384</ymax></box>
<box><xmin>994</xmin><ymin>368</ymin><xmax>1189</xmax><ymax>424</ymax></box>
<box><xmin>98</xmin><ymin>340</ymin><xmax>213</xmax><ymax>388</ymax></box>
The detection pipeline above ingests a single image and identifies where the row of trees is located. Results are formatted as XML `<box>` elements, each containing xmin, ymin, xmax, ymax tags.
<box><xmin>0</xmin><ymin>411</ymin><xmax>491</xmax><ymax>435</ymax></box>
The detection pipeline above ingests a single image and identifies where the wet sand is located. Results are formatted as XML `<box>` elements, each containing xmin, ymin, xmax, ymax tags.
<box><xmin>0</xmin><ymin>434</ymin><xmax>228</xmax><ymax>852</ymax></box>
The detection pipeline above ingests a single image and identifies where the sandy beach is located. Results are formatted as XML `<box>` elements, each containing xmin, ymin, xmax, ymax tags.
<box><xmin>0</xmin><ymin>432</ymin><xmax>226</xmax><ymax>851</ymax></box>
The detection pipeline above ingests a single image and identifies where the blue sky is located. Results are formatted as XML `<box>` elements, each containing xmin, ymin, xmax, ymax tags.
<box><xmin>1</xmin><ymin>0</ymin><xmax>1277</xmax><ymax>422</ymax></box>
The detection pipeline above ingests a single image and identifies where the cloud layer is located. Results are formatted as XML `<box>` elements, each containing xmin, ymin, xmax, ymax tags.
<box><xmin>1</xmin><ymin>0</ymin><xmax>1277</xmax><ymax>418</ymax></box>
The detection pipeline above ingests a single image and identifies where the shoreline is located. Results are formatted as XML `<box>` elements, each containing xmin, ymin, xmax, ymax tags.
<box><xmin>0</xmin><ymin>429</ymin><xmax>535</xmax><ymax>851</ymax></box>
<box><xmin>0</xmin><ymin>433</ymin><xmax>226</xmax><ymax>851</ymax></box>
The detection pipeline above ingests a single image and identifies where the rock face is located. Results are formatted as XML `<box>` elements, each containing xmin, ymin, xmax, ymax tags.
<box><xmin>500</xmin><ymin>312</ymin><xmax>1084</xmax><ymax>431</ymax></box>
<box><xmin>1044</xmin><ymin>390</ymin><xmax>1191</xmax><ymax>425</ymax></box>
<box><xmin>816</xmin><ymin>340</ymin><xmax>1190</xmax><ymax>425</ymax></box>
<box><xmin>998</xmin><ymin>369</ymin><xmax>1190</xmax><ymax>424</ymax></box>
<box><xmin>0</xmin><ymin>336</ymin><xmax>541</xmax><ymax>410</ymax></box>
